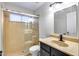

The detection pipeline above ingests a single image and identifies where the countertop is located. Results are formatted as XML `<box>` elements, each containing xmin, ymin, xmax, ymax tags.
<box><xmin>39</xmin><ymin>37</ymin><xmax>79</xmax><ymax>56</ymax></box>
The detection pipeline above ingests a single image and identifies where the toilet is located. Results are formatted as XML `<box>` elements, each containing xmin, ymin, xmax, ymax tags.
<box><xmin>29</xmin><ymin>45</ymin><xmax>40</xmax><ymax>56</ymax></box>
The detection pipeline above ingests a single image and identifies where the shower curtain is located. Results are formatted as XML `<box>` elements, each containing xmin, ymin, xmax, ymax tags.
<box><xmin>3</xmin><ymin>11</ymin><xmax>39</xmax><ymax>56</ymax></box>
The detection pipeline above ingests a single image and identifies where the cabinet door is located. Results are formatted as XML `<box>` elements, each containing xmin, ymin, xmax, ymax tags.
<box><xmin>40</xmin><ymin>48</ymin><xmax>50</xmax><ymax>56</ymax></box>
<box><xmin>40</xmin><ymin>42</ymin><xmax>50</xmax><ymax>53</ymax></box>
<box><xmin>0</xmin><ymin>54</ymin><xmax>1</xmax><ymax>56</ymax></box>
<box><xmin>51</xmin><ymin>48</ymin><xmax>69</xmax><ymax>56</ymax></box>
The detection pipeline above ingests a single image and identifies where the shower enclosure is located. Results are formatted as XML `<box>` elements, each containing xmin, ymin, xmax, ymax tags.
<box><xmin>3</xmin><ymin>11</ymin><xmax>39</xmax><ymax>56</ymax></box>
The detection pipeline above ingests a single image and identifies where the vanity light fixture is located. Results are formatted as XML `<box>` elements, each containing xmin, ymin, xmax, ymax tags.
<box><xmin>50</xmin><ymin>2</ymin><xmax>63</xmax><ymax>7</ymax></box>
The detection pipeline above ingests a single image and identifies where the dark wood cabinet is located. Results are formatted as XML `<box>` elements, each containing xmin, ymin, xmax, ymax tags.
<box><xmin>40</xmin><ymin>42</ymin><xmax>50</xmax><ymax>53</ymax></box>
<box><xmin>40</xmin><ymin>49</ymin><xmax>50</xmax><ymax>56</ymax></box>
<box><xmin>51</xmin><ymin>47</ymin><xmax>69</xmax><ymax>56</ymax></box>
<box><xmin>40</xmin><ymin>42</ymin><xmax>50</xmax><ymax>56</ymax></box>
<box><xmin>0</xmin><ymin>51</ymin><xmax>2</xmax><ymax>56</ymax></box>
<box><xmin>40</xmin><ymin>42</ymin><xmax>69</xmax><ymax>56</ymax></box>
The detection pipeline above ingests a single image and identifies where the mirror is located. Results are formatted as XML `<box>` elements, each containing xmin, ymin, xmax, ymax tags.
<box><xmin>54</xmin><ymin>5</ymin><xmax>77</xmax><ymax>37</ymax></box>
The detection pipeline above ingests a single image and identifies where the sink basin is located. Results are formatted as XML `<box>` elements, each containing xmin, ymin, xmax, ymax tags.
<box><xmin>52</xmin><ymin>40</ymin><xmax>68</xmax><ymax>47</ymax></box>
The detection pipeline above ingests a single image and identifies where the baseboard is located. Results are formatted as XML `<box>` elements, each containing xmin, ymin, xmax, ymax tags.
<box><xmin>0</xmin><ymin>51</ymin><xmax>2</xmax><ymax>56</ymax></box>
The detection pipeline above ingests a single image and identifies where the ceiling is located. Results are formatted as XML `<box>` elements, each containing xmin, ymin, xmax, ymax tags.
<box><xmin>7</xmin><ymin>2</ymin><xmax>45</xmax><ymax>11</ymax></box>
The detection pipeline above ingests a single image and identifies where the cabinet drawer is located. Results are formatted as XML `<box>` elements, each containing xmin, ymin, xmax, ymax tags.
<box><xmin>51</xmin><ymin>47</ymin><xmax>69</xmax><ymax>56</ymax></box>
<box><xmin>40</xmin><ymin>49</ymin><xmax>50</xmax><ymax>56</ymax></box>
<box><xmin>40</xmin><ymin>42</ymin><xmax>50</xmax><ymax>52</ymax></box>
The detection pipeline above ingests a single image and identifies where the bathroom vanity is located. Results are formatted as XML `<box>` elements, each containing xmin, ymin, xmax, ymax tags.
<box><xmin>40</xmin><ymin>42</ymin><xmax>69</xmax><ymax>56</ymax></box>
<box><xmin>39</xmin><ymin>36</ymin><xmax>79</xmax><ymax>56</ymax></box>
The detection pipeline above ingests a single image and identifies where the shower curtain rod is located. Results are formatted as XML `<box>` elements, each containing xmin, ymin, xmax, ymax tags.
<box><xmin>3</xmin><ymin>9</ymin><xmax>39</xmax><ymax>18</ymax></box>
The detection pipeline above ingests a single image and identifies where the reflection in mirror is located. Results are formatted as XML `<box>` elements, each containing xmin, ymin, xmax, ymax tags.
<box><xmin>54</xmin><ymin>5</ymin><xmax>77</xmax><ymax>37</ymax></box>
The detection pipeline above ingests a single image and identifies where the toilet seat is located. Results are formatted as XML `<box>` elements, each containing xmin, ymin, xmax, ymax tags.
<box><xmin>30</xmin><ymin>45</ymin><xmax>40</xmax><ymax>52</ymax></box>
<box><xmin>29</xmin><ymin>45</ymin><xmax>40</xmax><ymax>56</ymax></box>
